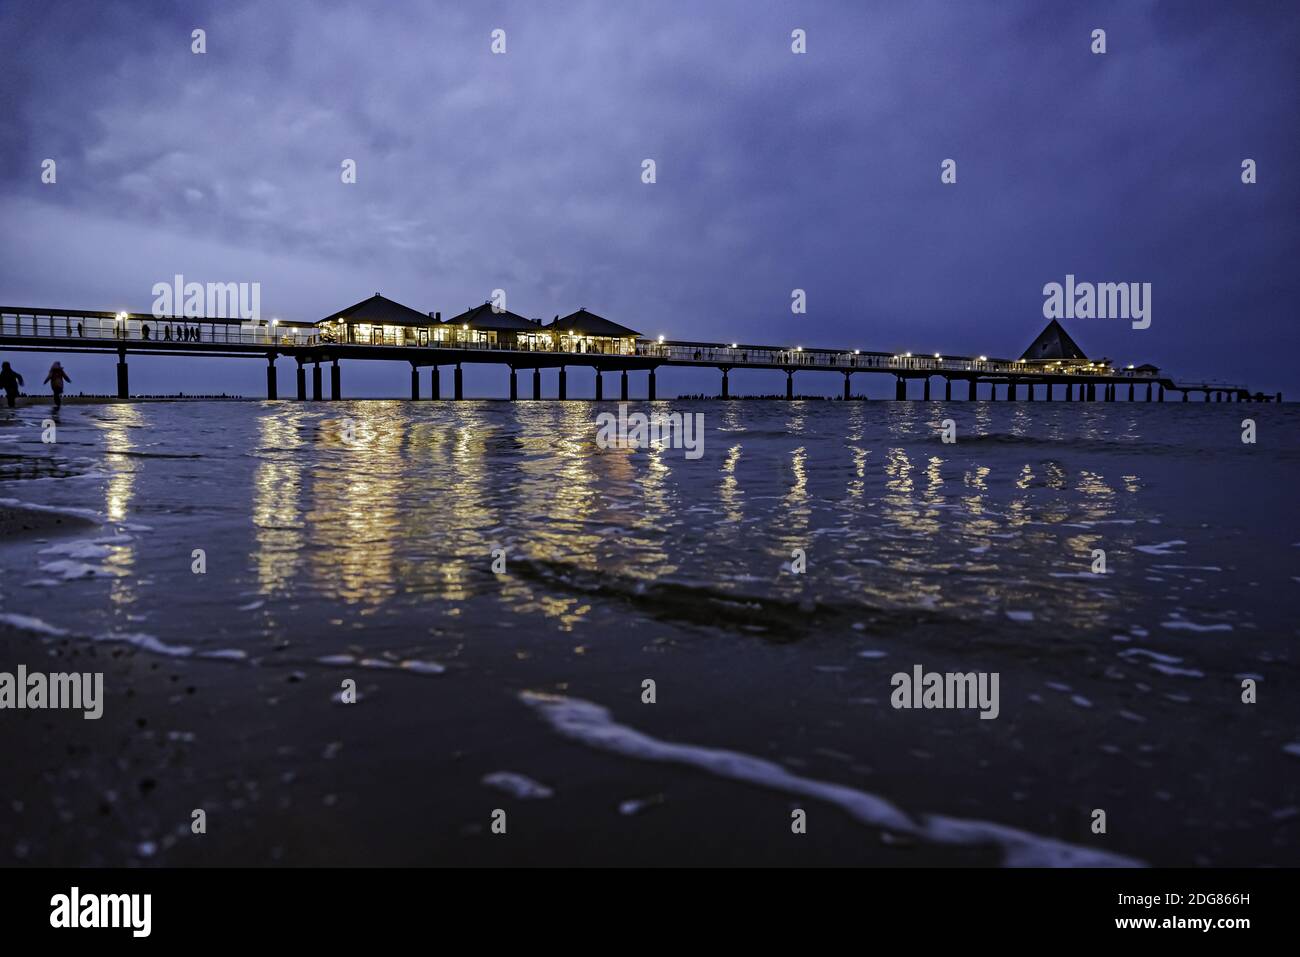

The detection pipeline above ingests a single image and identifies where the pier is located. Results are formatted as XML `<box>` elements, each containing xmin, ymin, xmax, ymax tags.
<box><xmin>0</xmin><ymin>302</ymin><xmax>1279</xmax><ymax>403</ymax></box>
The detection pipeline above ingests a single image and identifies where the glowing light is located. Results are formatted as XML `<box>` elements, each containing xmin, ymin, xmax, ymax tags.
<box><xmin>904</xmin><ymin>352</ymin><xmax>912</xmax><ymax>358</ymax></box>
<box><xmin>730</xmin><ymin>343</ymin><xmax>738</xmax><ymax>349</ymax></box>
<box><xmin>657</xmin><ymin>335</ymin><xmax>665</xmax><ymax>343</ymax></box>
<box><xmin>933</xmin><ymin>353</ymin><xmax>940</xmax><ymax>359</ymax></box>
<box><xmin>978</xmin><ymin>355</ymin><xmax>987</xmax><ymax>361</ymax></box>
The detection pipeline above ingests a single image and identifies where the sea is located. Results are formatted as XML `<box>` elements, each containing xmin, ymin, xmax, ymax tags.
<box><xmin>0</xmin><ymin>399</ymin><xmax>1297</xmax><ymax>866</ymax></box>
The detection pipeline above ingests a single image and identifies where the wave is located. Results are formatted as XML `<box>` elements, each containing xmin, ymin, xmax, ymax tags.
<box><xmin>520</xmin><ymin>690</ymin><xmax>1143</xmax><ymax>867</ymax></box>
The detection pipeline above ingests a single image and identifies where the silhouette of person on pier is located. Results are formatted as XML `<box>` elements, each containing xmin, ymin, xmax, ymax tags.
<box><xmin>0</xmin><ymin>361</ymin><xmax>24</xmax><ymax>407</ymax></box>
<box><xmin>44</xmin><ymin>362</ymin><xmax>71</xmax><ymax>409</ymax></box>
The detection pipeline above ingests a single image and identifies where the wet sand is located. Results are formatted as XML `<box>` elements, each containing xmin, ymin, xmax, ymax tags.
<box><xmin>0</xmin><ymin>503</ymin><xmax>98</xmax><ymax>539</ymax></box>
<box><xmin>0</xmin><ymin>620</ymin><xmax>1007</xmax><ymax>867</ymax></box>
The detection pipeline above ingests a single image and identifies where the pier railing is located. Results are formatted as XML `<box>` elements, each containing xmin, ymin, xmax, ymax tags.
<box><xmin>0</xmin><ymin>307</ymin><xmax>1167</xmax><ymax>381</ymax></box>
<box><xmin>633</xmin><ymin>340</ymin><xmax>1156</xmax><ymax>379</ymax></box>
<box><xmin>0</xmin><ymin>310</ymin><xmax>317</xmax><ymax>347</ymax></box>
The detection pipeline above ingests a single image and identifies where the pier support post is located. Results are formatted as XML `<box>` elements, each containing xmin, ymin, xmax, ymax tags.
<box><xmin>330</xmin><ymin>360</ymin><xmax>340</xmax><ymax>400</ymax></box>
<box><xmin>1128</xmin><ymin>383</ymin><xmax>1135</xmax><ymax>401</ymax></box>
<box><xmin>431</xmin><ymin>366</ymin><xmax>441</xmax><ymax>400</ymax></box>
<box><xmin>1027</xmin><ymin>381</ymin><xmax>1035</xmax><ymax>401</ymax></box>
<box><xmin>116</xmin><ymin>348</ymin><xmax>129</xmax><ymax>400</ymax></box>
<box><xmin>509</xmin><ymin>368</ymin><xmax>518</xmax><ymax>401</ymax></box>
<box><xmin>595</xmin><ymin>369</ymin><xmax>604</xmax><ymax>400</ymax></box>
<box><xmin>648</xmin><ymin>369</ymin><xmax>657</xmax><ymax>400</ymax></box>
<box><xmin>844</xmin><ymin>372</ymin><xmax>852</xmax><ymax>401</ymax></box>
<box><xmin>923</xmin><ymin>377</ymin><xmax>931</xmax><ymax>401</ymax></box>
<box><xmin>266</xmin><ymin>355</ymin><xmax>278</xmax><ymax>400</ymax></box>
<box><xmin>944</xmin><ymin>378</ymin><xmax>951</xmax><ymax>401</ymax></box>
<box><xmin>1066</xmin><ymin>382</ymin><xmax>1074</xmax><ymax>401</ymax></box>
<box><xmin>533</xmin><ymin>368</ymin><xmax>541</xmax><ymax>400</ymax></box>
<box><xmin>312</xmin><ymin>363</ymin><xmax>322</xmax><ymax>400</ymax></box>
<box><xmin>1159</xmin><ymin>384</ymin><xmax>1165</xmax><ymax>402</ymax></box>
<box><xmin>1204</xmin><ymin>390</ymin><xmax>1210</xmax><ymax>402</ymax></box>
<box><xmin>455</xmin><ymin>364</ymin><xmax>464</xmax><ymax>400</ymax></box>
<box><xmin>967</xmin><ymin>378</ymin><xmax>976</xmax><ymax>401</ymax></box>
<box><xmin>296</xmin><ymin>361</ymin><xmax>306</xmax><ymax>401</ymax></box>
<box><xmin>1045</xmin><ymin>380</ymin><xmax>1053</xmax><ymax>401</ymax></box>
<box><xmin>1146</xmin><ymin>383</ymin><xmax>1152</xmax><ymax>402</ymax></box>
<box><xmin>895</xmin><ymin>376</ymin><xmax>905</xmax><ymax>401</ymax></box>
<box><xmin>1086</xmin><ymin>383</ymin><xmax>1095</xmax><ymax>401</ymax></box>
<box><xmin>1182</xmin><ymin>390</ymin><xmax>1189</xmax><ymax>402</ymax></box>
<box><xmin>621</xmin><ymin>370</ymin><xmax>629</xmax><ymax>401</ymax></box>
<box><xmin>721</xmin><ymin>368</ymin><xmax>729</xmax><ymax>399</ymax></box>
<box><xmin>410</xmin><ymin>363</ymin><xmax>419</xmax><ymax>401</ymax></box>
<box><xmin>558</xmin><ymin>366</ymin><xmax>567</xmax><ymax>400</ymax></box>
<box><xmin>786</xmin><ymin>370</ymin><xmax>794</xmax><ymax>400</ymax></box>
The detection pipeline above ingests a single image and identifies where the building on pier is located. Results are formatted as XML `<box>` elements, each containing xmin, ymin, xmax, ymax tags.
<box><xmin>1019</xmin><ymin>318</ymin><xmax>1111</xmax><ymax>376</ymax></box>
<box><xmin>317</xmin><ymin>293</ymin><xmax>438</xmax><ymax>346</ymax></box>
<box><xmin>443</xmin><ymin>302</ymin><xmax>550</xmax><ymax>350</ymax></box>
<box><xmin>546</xmin><ymin>308</ymin><xmax>640</xmax><ymax>355</ymax></box>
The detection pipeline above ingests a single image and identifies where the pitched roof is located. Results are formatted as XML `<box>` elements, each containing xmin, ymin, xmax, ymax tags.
<box><xmin>1020</xmin><ymin>319</ymin><xmax>1087</xmax><ymax>361</ymax></box>
<box><xmin>319</xmin><ymin>294</ymin><xmax>433</xmax><ymax>328</ymax></box>
<box><xmin>548</xmin><ymin>308</ymin><xmax>640</xmax><ymax>338</ymax></box>
<box><xmin>444</xmin><ymin>302</ymin><xmax>541</xmax><ymax>333</ymax></box>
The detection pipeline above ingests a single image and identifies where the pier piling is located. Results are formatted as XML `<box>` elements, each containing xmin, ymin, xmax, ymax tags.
<box><xmin>721</xmin><ymin>368</ymin><xmax>729</xmax><ymax>399</ymax></box>
<box><xmin>532</xmin><ymin>368</ymin><xmax>541</xmax><ymax>400</ymax></box>
<box><xmin>312</xmin><ymin>362</ymin><xmax>322</xmax><ymax>400</ymax></box>
<box><xmin>558</xmin><ymin>366</ymin><xmax>566</xmax><ymax>400</ymax></box>
<box><xmin>648</xmin><ymin>369</ymin><xmax>656</xmax><ymax>400</ymax></box>
<box><xmin>595</xmin><ymin>369</ymin><xmax>604</xmax><ymax>400</ymax></box>
<box><xmin>845</xmin><ymin>372</ymin><xmax>853</xmax><ymax>401</ymax></box>
<box><xmin>266</xmin><ymin>355</ymin><xmax>278</xmax><ymax>400</ymax></box>
<box><xmin>786</xmin><ymin>370</ymin><xmax>794</xmax><ymax>400</ymax></box>
<box><xmin>330</xmin><ymin>359</ymin><xmax>340</xmax><ymax>400</ymax></box>
<box><xmin>116</xmin><ymin>348</ymin><xmax>129</xmax><ymax>399</ymax></box>
<box><xmin>410</xmin><ymin>363</ymin><xmax>419</xmax><ymax>400</ymax></box>
<box><xmin>431</xmin><ymin>366</ymin><xmax>440</xmax><ymax>400</ymax></box>
<box><xmin>296</xmin><ymin>360</ymin><xmax>306</xmax><ymax>401</ymax></box>
<box><xmin>455</xmin><ymin>364</ymin><xmax>464</xmax><ymax>400</ymax></box>
<box><xmin>509</xmin><ymin>367</ymin><xmax>518</xmax><ymax>401</ymax></box>
<box><xmin>895</xmin><ymin>376</ymin><xmax>905</xmax><ymax>400</ymax></box>
<box><xmin>621</xmin><ymin>369</ymin><xmax>629</xmax><ymax>401</ymax></box>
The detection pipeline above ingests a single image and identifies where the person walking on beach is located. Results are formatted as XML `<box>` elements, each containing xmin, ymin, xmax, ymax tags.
<box><xmin>44</xmin><ymin>361</ymin><xmax>71</xmax><ymax>409</ymax></box>
<box><xmin>0</xmin><ymin>361</ymin><xmax>24</xmax><ymax>408</ymax></box>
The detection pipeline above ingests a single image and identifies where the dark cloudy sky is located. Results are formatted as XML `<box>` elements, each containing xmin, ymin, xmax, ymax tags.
<box><xmin>1</xmin><ymin>0</ymin><xmax>1297</xmax><ymax>398</ymax></box>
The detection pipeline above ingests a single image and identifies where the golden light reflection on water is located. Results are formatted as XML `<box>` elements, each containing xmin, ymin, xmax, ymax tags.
<box><xmin>720</xmin><ymin>443</ymin><xmax>744</xmax><ymax>524</ymax></box>
<box><xmin>95</xmin><ymin>407</ymin><xmax>141</xmax><ymax>608</ymax></box>
<box><xmin>252</xmin><ymin>407</ymin><xmax>306</xmax><ymax>595</ymax></box>
<box><xmin>306</xmin><ymin>405</ymin><xmax>405</xmax><ymax>606</ymax></box>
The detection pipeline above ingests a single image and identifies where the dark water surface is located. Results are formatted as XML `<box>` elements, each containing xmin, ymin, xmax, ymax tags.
<box><xmin>1</xmin><ymin>400</ymin><xmax>1297</xmax><ymax>866</ymax></box>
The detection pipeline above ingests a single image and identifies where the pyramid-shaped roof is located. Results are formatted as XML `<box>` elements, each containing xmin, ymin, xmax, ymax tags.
<box><xmin>444</xmin><ymin>302</ymin><xmax>540</xmax><ymax>333</ymax></box>
<box><xmin>548</xmin><ymin>308</ymin><xmax>640</xmax><ymax>338</ymax></box>
<box><xmin>319</xmin><ymin>294</ymin><xmax>432</xmax><ymax>328</ymax></box>
<box><xmin>1021</xmin><ymin>319</ymin><xmax>1087</xmax><ymax>361</ymax></box>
